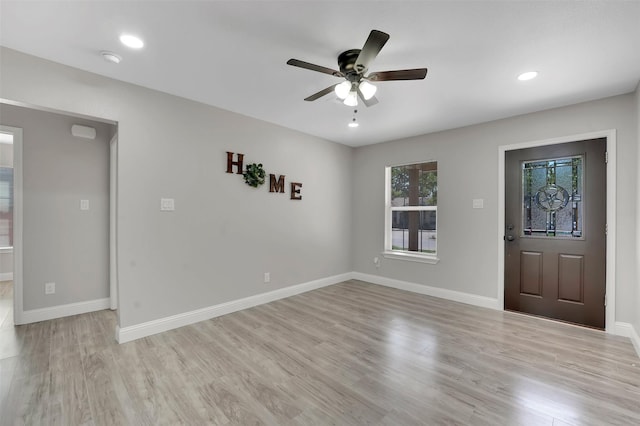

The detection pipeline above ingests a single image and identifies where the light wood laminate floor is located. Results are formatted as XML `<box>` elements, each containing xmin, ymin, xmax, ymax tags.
<box><xmin>1</xmin><ymin>280</ymin><xmax>639</xmax><ymax>425</ymax></box>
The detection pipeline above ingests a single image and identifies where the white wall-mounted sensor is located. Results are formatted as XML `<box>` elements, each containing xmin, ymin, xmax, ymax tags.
<box><xmin>71</xmin><ymin>124</ymin><xmax>96</xmax><ymax>140</ymax></box>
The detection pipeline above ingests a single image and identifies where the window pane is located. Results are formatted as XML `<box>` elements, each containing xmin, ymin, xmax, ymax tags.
<box><xmin>522</xmin><ymin>156</ymin><xmax>582</xmax><ymax>238</ymax></box>
<box><xmin>0</xmin><ymin>219</ymin><xmax>9</xmax><ymax>247</ymax></box>
<box><xmin>391</xmin><ymin>162</ymin><xmax>437</xmax><ymax>206</ymax></box>
<box><xmin>391</xmin><ymin>210</ymin><xmax>436</xmax><ymax>253</ymax></box>
<box><xmin>0</xmin><ymin>167</ymin><xmax>13</xmax><ymax>247</ymax></box>
<box><xmin>0</xmin><ymin>197</ymin><xmax>9</xmax><ymax>213</ymax></box>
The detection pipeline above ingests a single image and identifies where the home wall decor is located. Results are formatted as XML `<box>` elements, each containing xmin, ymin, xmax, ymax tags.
<box><xmin>226</xmin><ymin>151</ymin><xmax>303</xmax><ymax>200</ymax></box>
<box><xmin>243</xmin><ymin>163</ymin><xmax>265</xmax><ymax>188</ymax></box>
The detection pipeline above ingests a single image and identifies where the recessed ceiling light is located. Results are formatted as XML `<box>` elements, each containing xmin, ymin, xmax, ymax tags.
<box><xmin>120</xmin><ymin>34</ymin><xmax>144</xmax><ymax>49</ymax></box>
<box><xmin>518</xmin><ymin>71</ymin><xmax>538</xmax><ymax>81</ymax></box>
<box><xmin>101</xmin><ymin>51</ymin><xmax>122</xmax><ymax>64</ymax></box>
<box><xmin>348</xmin><ymin>121</ymin><xmax>359</xmax><ymax>128</ymax></box>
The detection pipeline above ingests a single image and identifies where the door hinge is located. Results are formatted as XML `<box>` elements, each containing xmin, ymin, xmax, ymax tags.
<box><xmin>605</xmin><ymin>151</ymin><xmax>608</xmax><ymax>164</ymax></box>
<box><xmin>604</xmin><ymin>294</ymin><xmax>607</xmax><ymax>307</ymax></box>
<box><xmin>605</xmin><ymin>223</ymin><xmax>608</xmax><ymax>235</ymax></box>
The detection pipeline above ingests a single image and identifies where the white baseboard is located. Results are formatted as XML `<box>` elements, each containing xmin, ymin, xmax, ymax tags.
<box><xmin>116</xmin><ymin>272</ymin><xmax>352</xmax><ymax>344</ymax></box>
<box><xmin>0</xmin><ymin>272</ymin><xmax>13</xmax><ymax>281</ymax></box>
<box><xmin>113</xmin><ymin>270</ymin><xmax>638</xmax><ymax>360</ymax></box>
<box><xmin>614</xmin><ymin>322</ymin><xmax>640</xmax><ymax>358</ymax></box>
<box><xmin>20</xmin><ymin>297</ymin><xmax>110</xmax><ymax>324</ymax></box>
<box><xmin>351</xmin><ymin>272</ymin><xmax>501</xmax><ymax>310</ymax></box>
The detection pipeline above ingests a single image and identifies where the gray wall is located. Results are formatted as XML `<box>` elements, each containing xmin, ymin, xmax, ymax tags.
<box><xmin>0</xmin><ymin>104</ymin><xmax>112</xmax><ymax>310</ymax></box>
<box><xmin>0</xmin><ymin>47</ymin><xmax>353</xmax><ymax>327</ymax></box>
<box><xmin>352</xmin><ymin>93</ymin><xmax>638</xmax><ymax>324</ymax></box>
<box><xmin>1</xmin><ymin>46</ymin><xmax>636</xmax><ymax>331</ymax></box>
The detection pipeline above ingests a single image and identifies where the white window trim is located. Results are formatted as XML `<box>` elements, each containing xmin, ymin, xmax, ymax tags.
<box><xmin>384</xmin><ymin>165</ymin><xmax>439</xmax><ymax>264</ymax></box>
<box><xmin>382</xmin><ymin>250</ymin><xmax>439</xmax><ymax>264</ymax></box>
<box><xmin>390</xmin><ymin>206</ymin><xmax>437</xmax><ymax>211</ymax></box>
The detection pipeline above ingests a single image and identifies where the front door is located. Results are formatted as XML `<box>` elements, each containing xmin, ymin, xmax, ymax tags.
<box><xmin>505</xmin><ymin>138</ymin><xmax>606</xmax><ymax>329</ymax></box>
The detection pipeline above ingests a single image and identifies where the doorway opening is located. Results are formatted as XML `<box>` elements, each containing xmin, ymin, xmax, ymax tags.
<box><xmin>498</xmin><ymin>130</ymin><xmax>616</xmax><ymax>332</ymax></box>
<box><xmin>1</xmin><ymin>103</ymin><xmax>118</xmax><ymax>327</ymax></box>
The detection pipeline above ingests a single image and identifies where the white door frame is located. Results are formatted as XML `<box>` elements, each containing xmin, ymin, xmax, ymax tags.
<box><xmin>1</xmin><ymin>125</ymin><xmax>24</xmax><ymax>325</ymax></box>
<box><xmin>498</xmin><ymin>129</ymin><xmax>616</xmax><ymax>333</ymax></box>
<box><xmin>109</xmin><ymin>133</ymin><xmax>118</xmax><ymax>310</ymax></box>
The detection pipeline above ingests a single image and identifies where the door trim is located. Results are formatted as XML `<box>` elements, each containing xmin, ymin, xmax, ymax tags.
<box><xmin>498</xmin><ymin>129</ymin><xmax>616</xmax><ymax>333</ymax></box>
<box><xmin>1</xmin><ymin>125</ymin><xmax>24</xmax><ymax>325</ymax></box>
<box><xmin>109</xmin><ymin>133</ymin><xmax>118</xmax><ymax>310</ymax></box>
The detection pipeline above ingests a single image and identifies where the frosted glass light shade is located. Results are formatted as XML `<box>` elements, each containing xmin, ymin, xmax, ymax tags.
<box><xmin>344</xmin><ymin>90</ymin><xmax>358</xmax><ymax>106</ymax></box>
<box><xmin>359</xmin><ymin>81</ymin><xmax>377</xmax><ymax>100</ymax></box>
<box><xmin>334</xmin><ymin>81</ymin><xmax>351</xmax><ymax>99</ymax></box>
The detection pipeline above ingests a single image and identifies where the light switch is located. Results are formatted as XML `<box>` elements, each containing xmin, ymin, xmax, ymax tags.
<box><xmin>160</xmin><ymin>198</ymin><xmax>175</xmax><ymax>211</ymax></box>
<box><xmin>472</xmin><ymin>198</ymin><xmax>484</xmax><ymax>209</ymax></box>
<box><xmin>80</xmin><ymin>199</ymin><xmax>89</xmax><ymax>210</ymax></box>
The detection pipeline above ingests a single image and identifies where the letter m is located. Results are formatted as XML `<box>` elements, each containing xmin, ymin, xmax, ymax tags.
<box><xmin>269</xmin><ymin>174</ymin><xmax>285</xmax><ymax>193</ymax></box>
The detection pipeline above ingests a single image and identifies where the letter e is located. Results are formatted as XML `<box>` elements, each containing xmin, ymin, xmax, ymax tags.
<box><xmin>290</xmin><ymin>182</ymin><xmax>302</xmax><ymax>200</ymax></box>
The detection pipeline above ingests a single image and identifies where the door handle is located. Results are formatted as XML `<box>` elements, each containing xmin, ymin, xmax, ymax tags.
<box><xmin>506</xmin><ymin>235</ymin><xmax>515</xmax><ymax>241</ymax></box>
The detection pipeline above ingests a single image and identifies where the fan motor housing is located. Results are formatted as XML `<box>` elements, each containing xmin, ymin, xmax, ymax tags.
<box><xmin>338</xmin><ymin>49</ymin><xmax>362</xmax><ymax>80</ymax></box>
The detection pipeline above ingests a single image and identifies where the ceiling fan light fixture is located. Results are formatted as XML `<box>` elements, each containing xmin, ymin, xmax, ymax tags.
<box><xmin>335</xmin><ymin>81</ymin><xmax>351</xmax><ymax>99</ymax></box>
<box><xmin>344</xmin><ymin>90</ymin><xmax>358</xmax><ymax>107</ymax></box>
<box><xmin>286</xmin><ymin>30</ymin><xmax>428</xmax><ymax>107</ymax></box>
<box><xmin>359</xmin><ymin>81</ymin><xmax>377</xmax><ymax>100</ymax></box>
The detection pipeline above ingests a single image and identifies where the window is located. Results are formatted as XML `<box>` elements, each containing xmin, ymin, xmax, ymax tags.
<box><xmin>522</xmin><ymin>155</ymin><xmax>583</xmax><ymax>238</ymax></box>
<box><xmin>385</xmin><ymin>161</ymin><xmax>437</xmax><ymax>262</ymax></box>
<box><xmin>0</xmin><ymin>133</ymin><xmax>13</xmax><ymax>249</ymax></box>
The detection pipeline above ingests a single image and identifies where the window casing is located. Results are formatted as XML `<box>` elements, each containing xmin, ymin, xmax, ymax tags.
<box><xmin>385</xmin><ymin>161</ymin><xmax>438</xmax><ymax>263</ymax></box>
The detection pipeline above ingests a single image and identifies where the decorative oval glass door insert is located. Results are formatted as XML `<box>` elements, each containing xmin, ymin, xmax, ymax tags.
<box><xmin>522</xmin><ymin>155</ymin><xmax>583</xmax><ymax>238</ymax></box>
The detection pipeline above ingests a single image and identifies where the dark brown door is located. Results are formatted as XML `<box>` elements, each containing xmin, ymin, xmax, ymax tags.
<box><xmin>505</xmin><ymin>138</ymin><xmax>606</xmax><ymax>329</ymax></box>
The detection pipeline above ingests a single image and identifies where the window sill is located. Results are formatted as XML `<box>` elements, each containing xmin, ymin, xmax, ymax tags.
<box><xmin>382</xmin><ymin>251</ymin><xmax>439</xmax><ymax>264</ymax></box>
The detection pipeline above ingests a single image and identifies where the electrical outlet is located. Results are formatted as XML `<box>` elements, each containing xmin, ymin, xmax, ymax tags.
<box><xmin>264</xmin><ymin>272</ymin><xmax>270</xmax><ymax>283</ymax></box>
<box><xmin>45</xmin><ymin>282</ymin><xmax>56</xmax><ymax>295</ymax></box>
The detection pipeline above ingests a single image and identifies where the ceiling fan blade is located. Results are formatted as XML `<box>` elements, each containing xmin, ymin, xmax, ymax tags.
<box><xmin>304</xmin><ymin>84</ymin><xmax>338</xmax><ymax>101</ymax></box>
<box><xmin>368</xmin><ymin>68</ymin><xmax>428</xmax><ymax>81</ymax></box>
<box><xmin>354</xmin><ymin>30</ymin><xmax>390</xmax><ymax>73</ymax></box>
<box><xmin>287</xmin><ymin>59</ymin><xmax>343</xmax><ymax>77</ymax></box>
<box><xmin>357</xmin><ymin>88</ymin><xmax>379</xmax><ymax>107</ymax></box>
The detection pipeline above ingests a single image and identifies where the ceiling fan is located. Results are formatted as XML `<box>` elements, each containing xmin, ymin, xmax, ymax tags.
<box><xmin>287</xmin><ymin>29</ymin><xmax>428</xmax><ymax>107</ymax></box>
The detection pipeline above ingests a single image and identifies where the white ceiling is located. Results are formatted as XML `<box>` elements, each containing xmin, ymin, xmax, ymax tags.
<box><xmin>1</xmin><ymin>1</ymin><xmax>639</xmax><ymax>147</ymax></box>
